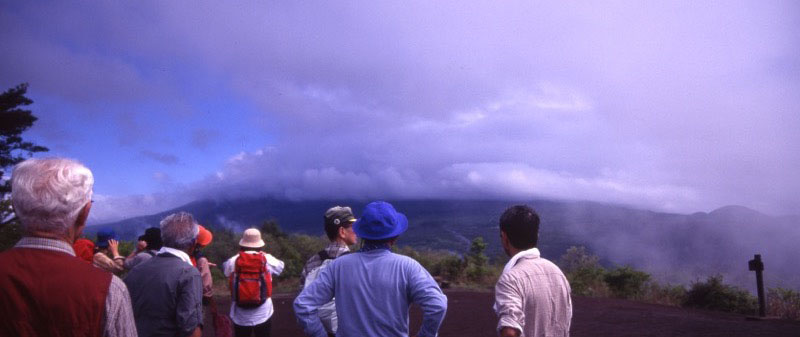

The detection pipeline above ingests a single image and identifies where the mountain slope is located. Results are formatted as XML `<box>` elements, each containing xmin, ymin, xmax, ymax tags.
<box><xmin>88</xmin><ymin>198</ymin><xmax>799</xmax><ymax>289</ymax></box>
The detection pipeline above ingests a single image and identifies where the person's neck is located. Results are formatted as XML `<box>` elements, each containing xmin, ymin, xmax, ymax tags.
<box><xmin>508</xmin><ymin>246</ymin><xmax>538</xmax><ymax>258</ymax></box>
<box><xmin>28</xmin><ymin>231</ymin><xmax>71</xmax><ymax>244</ymax></box>
<box><xmin>163</xmin><ymin>246</ymin><xmax>193</xmax><ymax>256</ymax></box>
<box><xmin>333</xmin><ymin>238</ymin><xmax>349</xmax><ymax>246</ymax></box>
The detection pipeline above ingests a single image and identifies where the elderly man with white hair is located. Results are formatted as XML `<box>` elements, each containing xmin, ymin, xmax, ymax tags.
<box><xmin>0</xmin><ymin>157</ymin><xmax>137</xmax><ymax>337</ymax></box>
<box><xmin>125</xmin><ymin>211</ymin><xmax>205</xmax><ymax>337</ymax></box>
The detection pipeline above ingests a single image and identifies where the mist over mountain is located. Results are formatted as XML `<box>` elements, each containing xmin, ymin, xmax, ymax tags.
<box><xmin>89</xmin><ymin>197</ymin><xmax>799</xmax><ymax>291</ymax></box>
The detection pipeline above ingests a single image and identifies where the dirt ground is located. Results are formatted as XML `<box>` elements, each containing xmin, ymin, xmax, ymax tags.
<box><xmin>205</xmin><ymin>290</ymin><xmax>800</xmax><ymax>336</ymax></box>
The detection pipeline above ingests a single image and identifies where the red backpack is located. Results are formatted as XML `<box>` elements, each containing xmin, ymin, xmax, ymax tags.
<box><xmin>229</xmin><ymin>252</ymin><xmax>272</xmax><ymax>308</ymax></box>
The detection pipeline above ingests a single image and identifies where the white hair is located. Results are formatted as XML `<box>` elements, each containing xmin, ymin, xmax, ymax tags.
<box><xmin>11</xmin><ymin>157</ymin><xmax>94</xmax><ymax>236</ymax></box>
<box><xmin>160</xmin><ymin>211</ymin><xmax>199</xmax><ymax>250</ymax></box>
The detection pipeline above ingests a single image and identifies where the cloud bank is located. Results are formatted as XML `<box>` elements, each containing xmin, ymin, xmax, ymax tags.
<box><xmin>1</xmin><ymin>1</ymin><xmax>798</xmax><ymax>222</ymax></box>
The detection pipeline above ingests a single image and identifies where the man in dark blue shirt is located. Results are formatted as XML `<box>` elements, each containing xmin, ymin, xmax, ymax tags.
<box><xmin>125</xmin><ymin>212</ymin><xmax>204</xmax><ymax>337</ymax></box>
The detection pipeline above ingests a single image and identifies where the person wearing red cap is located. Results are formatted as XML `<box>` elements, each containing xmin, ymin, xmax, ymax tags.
<box><xmin>73</xmin><ymin>238</ymin><xmax>96</xmax><ymax>263</ymax></box>
<box><xmin>193</xmin><ymin>225</ymin><xmax>215</xmax><ymax>304</ymax></box>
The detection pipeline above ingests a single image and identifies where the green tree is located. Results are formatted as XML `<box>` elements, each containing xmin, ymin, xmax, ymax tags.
<box><xmin>0</xmin><ymin>83</ymin><xmax>48</xmax><ymax>250</ymax></box>
<box><xmin>465</xmin><ymin>236</ymin><xmax>489</xmax><ymax>281</ymax></box>
<box><xmin>260</xmin><ymin>219</ymin><xmax>287</xmax><ymax>239</ymax></box>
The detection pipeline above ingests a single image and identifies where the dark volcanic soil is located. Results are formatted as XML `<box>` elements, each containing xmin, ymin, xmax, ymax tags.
<box><xmin>204</xmin><ymin>290</ymin><xmax>800</xmax><ymax>336</ymax></box>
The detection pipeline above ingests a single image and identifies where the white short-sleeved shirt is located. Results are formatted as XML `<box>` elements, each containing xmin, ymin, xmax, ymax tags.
<box><xmin>222</xmin><ymin>251</ymin><xmax>285</xmax><ymax>326</ymax></box>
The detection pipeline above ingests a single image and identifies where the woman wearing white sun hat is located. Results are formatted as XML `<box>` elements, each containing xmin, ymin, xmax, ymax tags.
<box><xmin>222</xmin><ymin>228</ymin><xmax>285</xmax><ymax>337</ymax></box>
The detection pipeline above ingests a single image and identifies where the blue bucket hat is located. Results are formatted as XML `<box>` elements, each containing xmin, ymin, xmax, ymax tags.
<box><xmin>353</xmin><ymin>201</ymin><xmax>408</xmax><ymax>240</ymax></box>
<box><xmin>96</xmin><ymin>228</ymin><xmax>117</xmax><ymax>248</ymax></box>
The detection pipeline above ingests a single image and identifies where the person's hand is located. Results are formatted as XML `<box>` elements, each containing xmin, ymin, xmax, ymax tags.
<box><xmin>108</xmin><ymin>239</ymin><xmax>120</xmax><ymax>256</ymax></box>
<box><xmin>208</xmin><ymin>262</ymin><xmax>217</xmax><ymax>267</ymax></box>
<box><xmin>136</xmin><ymin>240</ymin><xmax>147</xmax><ymax>251</ymax></box>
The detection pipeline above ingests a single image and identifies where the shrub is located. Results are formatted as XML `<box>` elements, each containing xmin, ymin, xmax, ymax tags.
<box><xmin>559</xmin><ymin>246</ymin><xmax>610</xmax><ymax>297</ymax></box>
<box><xmin>397</xmin><ymin>245</ymin><xmax>470</xmax><ymax>285</ymax></box>
<box><xmin>604</xmin><ymin>266</ymin><xmax>651</xmax><ymax>299</ymax></box>
<box><xmin>434</xmin><ymin>254</ymin><xmax>466</xmax><ymax>281</ymax></box>
<box><xmin>683</xmin><ymin>275</ymin><xmax>757</xmax><ymax>314</ymax></box>
<box><xmin>559</xmin><ymin>246</ymin><xmax>600</xmax><ymax>273</ymax></box>
<box><xmin>767</xmin><ymin>287</ymin><xmax>800</xmax><ymax>320</ymax></box>
<box><xmin>642</xmin><ymin>283</ymin><xmax>686</xmax><ymax>306</ymax></box>
<box><xmin>396</xmin><ymin>246</ymin><xmax>453</xmax><ymax>275</ymax></box>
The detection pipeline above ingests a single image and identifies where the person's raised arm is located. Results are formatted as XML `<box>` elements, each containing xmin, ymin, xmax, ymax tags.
<box><xmin>265</xmin><ymin>253</ymin><xmax>285</xmax><ymax>276</ymax></box>
<box><xmin>408</xmin><ymin>261</ymin><xmax>447</xmax><ymax>337</ymax></box>
<box><xmin>126</xmin><ymin>240</ymin><xmax>146</xmax><ymax>259</ymax></box>
<box><xmin>293</xmin><ymin>263</ymin><xmax>336</xmax><ymax>337</ymax></box>
<box><xmin>107</xmin><ymin>240</ymin><xmax>125</xmax><ymax>272</ymax></box>
<box><xmin>123</xmin><ymin>241</ymin><xmax>145</xmax><ymax>270</ymax></box>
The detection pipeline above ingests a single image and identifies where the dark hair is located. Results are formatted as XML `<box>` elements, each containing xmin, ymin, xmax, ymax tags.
<box><xmin>324</xmin><ymin>220</ymin><xmax>353</xmax><ymax>241</ymax></box>
<box><xmin>499</xmin><ymin>205</ymin><xmax>540</xmax><ymax>250</ymax></box>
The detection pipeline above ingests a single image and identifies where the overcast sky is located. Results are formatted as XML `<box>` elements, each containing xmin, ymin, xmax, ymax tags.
<box><xmin>2</xmin><ymin>1</ymin><xmax>798</xmax><ymax>223</ymax></box>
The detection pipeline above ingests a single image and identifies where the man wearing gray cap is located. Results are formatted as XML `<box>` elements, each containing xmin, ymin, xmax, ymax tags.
<box><xmin>299</xmin><ymin>206</ymin><xmax>359</xmax><ymax>336</ymax></box>
<box><xmin>294</xmin><ymin>201</ymin><xmax>447</xmax><ymax>337</ymax></box>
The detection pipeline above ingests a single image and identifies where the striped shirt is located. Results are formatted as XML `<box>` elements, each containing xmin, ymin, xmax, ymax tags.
<box><xmin>15</xmin><ymin>237</ymin><xmax>138</xmax><ymax>337</ymax></box>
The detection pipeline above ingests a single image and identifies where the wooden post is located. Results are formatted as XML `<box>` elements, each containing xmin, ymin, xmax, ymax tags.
<box><xmin>748</xmin><ymin>254</ymin><xmax>766</xmax><ymax>317</ymax></box>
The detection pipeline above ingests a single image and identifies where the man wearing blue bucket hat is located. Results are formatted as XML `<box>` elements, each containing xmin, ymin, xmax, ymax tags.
<box><xmin>294</xmin><ymin>201</ymin><xmax>447</xmax><ymax>337</ymax></box>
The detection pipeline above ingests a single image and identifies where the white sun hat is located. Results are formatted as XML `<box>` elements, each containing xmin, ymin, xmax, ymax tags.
<box><xmin>239</xmin><ymin>228</ymin><xmax>265</xmax><ymax>248</ymax></box>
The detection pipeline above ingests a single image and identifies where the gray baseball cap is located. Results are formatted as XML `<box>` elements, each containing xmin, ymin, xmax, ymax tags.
<box><xmin>324</xmin><ymin>206</ymin><xmax>357</xmax><ymax>227</ymax></box>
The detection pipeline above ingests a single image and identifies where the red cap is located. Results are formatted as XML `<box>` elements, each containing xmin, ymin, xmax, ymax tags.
<box><xmin>197</xmin><ymin>225</ymin><xmax>213</xmax><ymax>247</ymax></box>
<box><xmin>73</xmin><ymin>238</ymin><xmax>95</xmax><ymax>263</ymax></box>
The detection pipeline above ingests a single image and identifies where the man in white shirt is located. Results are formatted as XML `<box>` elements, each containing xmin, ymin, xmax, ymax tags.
<box><xmin>494</xmin><ymin>205</ymin><xmax>572</xmax><ymax>337</ymax></box>
<box><xmin>222</xmin><ymin>228</ymin><xmax>285</xmax><ymax>337</ymax></box>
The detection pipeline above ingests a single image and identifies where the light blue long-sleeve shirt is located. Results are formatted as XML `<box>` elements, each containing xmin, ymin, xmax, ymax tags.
<box><xmin>294</xmin><ymin>249</ymin><xmax>448</xmax><ymax>337</ymax></box>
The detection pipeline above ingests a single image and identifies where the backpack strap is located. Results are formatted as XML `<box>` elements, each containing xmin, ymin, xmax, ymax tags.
<box><xmin>259</xmin><ymin>252</ymin><xmax>268</xmax><ymax>273</ymax></box>
<box><xmin>317</xmin><ymin>250</ymin><xmax>331</xmax><ymax>261</ymax></box>
<box><xmin>318</xmin><ymin>249</ymin><xmax>351</xmax><ymax>262</ymax></box>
